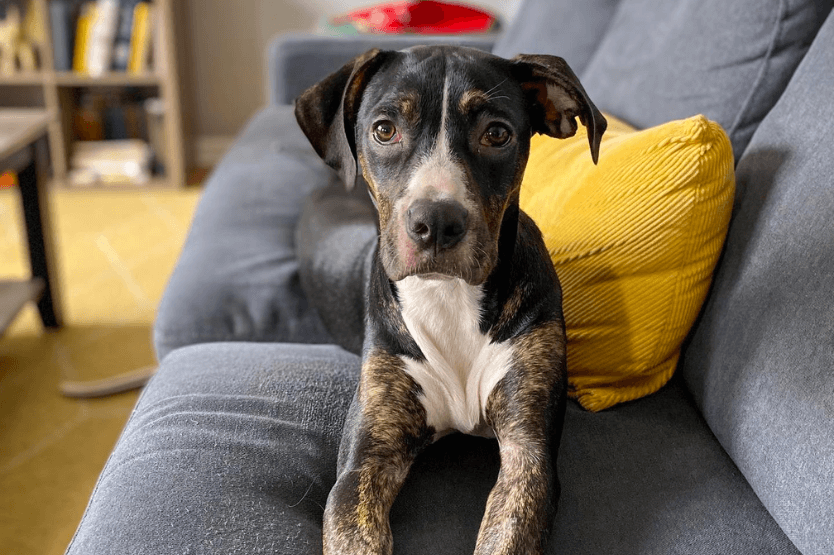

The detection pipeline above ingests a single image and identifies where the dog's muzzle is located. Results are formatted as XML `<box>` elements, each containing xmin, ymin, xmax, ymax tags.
<box><xmin>406</xmin><ymin>199</ymin><xmax>469</xmax><ymax>254</ymax></box>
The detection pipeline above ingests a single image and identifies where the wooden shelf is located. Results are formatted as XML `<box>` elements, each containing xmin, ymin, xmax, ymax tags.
<box><xmin>1</xmin><ymin>72</ymin><xmax>161</xmax><ymax>87</ymax></box>
<box><xmin>52</xmin><ymin>71</ymin><xmax>162</xmax><ymax>87</ymax></box>
<box><xmin>0</xmin><ymin>278</ymin><xmax>44</xmax><ymax>335</ymax></box>
<box><xmin>0</xmin><ymin>72</ymin><xmax>46</xmax><ymax>85</ymax></box>
<box><xmin>0</xmin><ymin>0</ymin><xmax>186</xmax><ymax>189</ymax></box>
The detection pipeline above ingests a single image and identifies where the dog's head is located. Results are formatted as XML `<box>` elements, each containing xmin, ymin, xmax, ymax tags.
<box><xmin>295</xmin><ymin>46</ymin><xmax>605</xmax><ymax>285</ymax></box>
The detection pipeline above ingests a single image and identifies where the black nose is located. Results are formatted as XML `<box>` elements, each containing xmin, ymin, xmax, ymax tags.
<box><xmin>406</xmin><ymin>199</ymin><xmax>469</xmax><ymax>252</ymax></box>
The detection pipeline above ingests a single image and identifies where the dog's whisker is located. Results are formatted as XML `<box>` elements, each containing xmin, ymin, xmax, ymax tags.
<box><xmin>485</xmin><ymin>78</ymin><xmax>509</xmax><ymax>98</ymax></box>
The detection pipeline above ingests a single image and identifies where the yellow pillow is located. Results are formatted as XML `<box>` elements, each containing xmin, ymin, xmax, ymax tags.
<box><xmin>520</xmin><ymin>114</ymin><xmax>735</xmax><ymax>412</ymax></box>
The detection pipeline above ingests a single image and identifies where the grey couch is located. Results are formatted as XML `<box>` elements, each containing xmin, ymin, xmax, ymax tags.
<box><xmin>67</xmin><ymin>0</ymin><xmax>834</xmax><ymax>554</ymax></box>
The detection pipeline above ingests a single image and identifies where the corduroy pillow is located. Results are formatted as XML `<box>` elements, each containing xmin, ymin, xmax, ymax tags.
<box><xmin>520</xmin><ymin>114</ymin><xmax>734</xmax><ymax>411</ymax></box>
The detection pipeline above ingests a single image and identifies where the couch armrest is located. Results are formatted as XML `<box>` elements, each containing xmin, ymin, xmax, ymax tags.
<box><xmin>153</xmin><ymin>104</ymin><xmax>336</xmax><ymax>360</ymax></box>
<box><xmin>681</xmin><ymin>11</ymin><xmax>834</xmax><ymax>554</ymax></box>
<box><xmin>267</xmin><ymin>32</ymin><xmax>497</xmax><ymax>105</ymax></box>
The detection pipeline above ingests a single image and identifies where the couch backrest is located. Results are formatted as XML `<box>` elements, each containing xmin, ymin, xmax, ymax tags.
<box><xmin>681</xmin><ymin>11</ymin><xmax>834</xmax><ymax>555</ymax></box>
<box><xmin>492</xmin><ymin>0</ymin><xmax>621</xmax><ymax>76</ymax></box>
<box><xmin>578</xmin><ymin>0</ymin><xmax>832</xmax><ymax>162</ymax></box>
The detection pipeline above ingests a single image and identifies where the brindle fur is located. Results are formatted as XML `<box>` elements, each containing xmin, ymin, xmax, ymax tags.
<box><xmin>295</xmin><ymin>45</ymin><xmax>604</xmax><ymax>555</ymax></box>
<box><xmin>323</xmin><ymin>349</ymin><xmax>433</xmax><ymax>555</ymax></box>
<box><xmin>479</xmin><ymin>322</ymin><xmax>567</xmax><ymax>554</ymax></box>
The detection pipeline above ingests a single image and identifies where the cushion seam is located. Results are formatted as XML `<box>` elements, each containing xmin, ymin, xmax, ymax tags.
<box><xmin>727</xmin><ymin>0</ymin><xmax>787</xmax><ymax>150</ymax></box>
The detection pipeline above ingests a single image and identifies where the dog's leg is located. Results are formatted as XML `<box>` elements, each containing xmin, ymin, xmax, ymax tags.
<box><xmin>323</xmin><ymin>350</ymin><xmax>432</xmax><ymax>555</ymax></box>
<box><xmin>475</xmin><ymin>323</ymin><xmax>567</xmax><ymax>555</ymax></box>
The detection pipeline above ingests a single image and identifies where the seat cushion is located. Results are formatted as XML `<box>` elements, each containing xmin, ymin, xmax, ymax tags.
<box><xmin>153</xmin><ymin>105</ymin><xmax>335</xmax><ymax>360</ymax></box>
<box><xmin>681</xmin><ymin>12</ymin><xmax>834</xmax><ymax>555</ymax></box>
<box><xmin>68</xmin><ymin>342</ymin><xmax>799</xmax><ymax>554</ymax></box>
<box><xmin>520</xmin><ymin>114</ymin><xmax>734</xmax><ymax>411</ymax></box>
<box><xmin>580</xmin><ymin>0</ymin><xmax>832</xmax><ymax>161</ymax></box>
<box><xmin>66</xmin><ymin>343</ymin><xmax>358</xmax><ymax>555</ymax></box>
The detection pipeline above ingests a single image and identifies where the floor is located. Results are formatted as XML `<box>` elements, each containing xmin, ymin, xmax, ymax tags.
<box><xmin>0</xmin><ymin>183</ymin><xmax>202</xmax><ymax>555</ymax></box>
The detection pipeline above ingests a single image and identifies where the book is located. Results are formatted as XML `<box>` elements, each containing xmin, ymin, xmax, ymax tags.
<box><xmin>127</xmin><ymin>2</ymin><xmax>153</xmax><ymax>73</ymax></box>
<box><xmin>20</xmin><ymin>0</ymin><xmax>47</xmax><ymax>71</ymax></box>
<box><xmin>144</xmin><ymin>97</ymin><xmax>166</xmax><ymax>173</ymax></box>
<box><xmin>74</xmin><ymin>90</ymin><xmax>150</xmax><ymax>141</ymax></box>
<box><xmin>0</xmin><ymin>4</ymin><xmax>21</xmax><ymax>75</ymax></box>
<box><xmin>72</xmin><ymin>2</ymin><xmax>97</xmax><ymax>73</ymax></box>
<box><xmin>50</xmin><ymin>0</ymin><xmax>77</xmax><ymax>71</ymax></box>
<box><xmin>112</xmin><ymin>0</ymin><xmax>141</xmax><ymax>71</ymax></box>
<box><xmin>74</xmin><ymin>91</ymin><xmax>105</xmax><ymax>140</ymax></box>
<box><xmin>103</xmin><ymin>97</ymin><xmax>128</xmax><ymax>139</ymax></box>
<box><xmin>86</xmin><ymin>0</ymin><xmax>119</xmax><ymax>76</ymax></box>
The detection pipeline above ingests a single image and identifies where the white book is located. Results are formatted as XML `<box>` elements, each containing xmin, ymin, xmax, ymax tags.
<box><xmin>86</xmin><ymin>0</ymin><xmax>120</xmax><ymax>77</ymax></box>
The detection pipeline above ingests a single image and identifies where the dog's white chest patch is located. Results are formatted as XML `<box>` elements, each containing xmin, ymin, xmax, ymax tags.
<box><xmin>396</xmin><ymin>276</ymin><xmax>515</xmax><ymax>437</ymax></box>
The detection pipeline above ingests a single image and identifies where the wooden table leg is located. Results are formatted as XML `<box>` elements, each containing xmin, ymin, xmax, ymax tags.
<box><xmin>17</xmin><ymin>136</ymin><xmax>62</xmax><ymax>329</ymax></box>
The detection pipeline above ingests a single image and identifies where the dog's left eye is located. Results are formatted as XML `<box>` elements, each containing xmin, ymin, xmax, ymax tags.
<box><xmin>373</xmin><ymin>121</ymin><xmax>400</xmax><ymax>144</ymax></box>
<box><xmin>481</xmin><ymin>124</ymin><xmax>512</xmax><ymax>147</ymax></box>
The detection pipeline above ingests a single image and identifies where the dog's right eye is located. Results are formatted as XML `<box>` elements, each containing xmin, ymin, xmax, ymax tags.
<box><xmin>373</xmin><ymin>121</ymin><xmax>399</xmax><ymax>144</ymax></box>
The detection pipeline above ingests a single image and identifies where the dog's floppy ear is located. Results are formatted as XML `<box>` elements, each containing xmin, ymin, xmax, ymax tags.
<box><xmin>295</xmin><ymin>49</ymin><xmax>393</xmax><ymax>189</ymax></box>
<box><xmin>512</xmin><ymin>54</ymin><xmax>607</xmax><ymax>165</ymax></box>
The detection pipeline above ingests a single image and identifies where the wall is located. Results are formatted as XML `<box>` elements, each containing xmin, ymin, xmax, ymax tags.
<box><xmin>176</xmin><ymin>0</ymin><xmax>316</xmax><ymax>166</ymax></box>
<box><xmin>177</xmin><ymin>0</ymin><xmax>521</xmax><ymax>167</ymax></box>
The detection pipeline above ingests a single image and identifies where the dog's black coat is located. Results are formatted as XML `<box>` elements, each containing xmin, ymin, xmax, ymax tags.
<box><xmin>295</xmin><ymin>45</ymin><xmax>605</xmax><ymax>555</ymax></box>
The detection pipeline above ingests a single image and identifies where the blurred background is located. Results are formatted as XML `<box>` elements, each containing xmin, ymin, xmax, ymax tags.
<box><xmin>179</xmin><ymin>0</ymin><xmax>519</xmax><ymax>167</ymax></box>
<box><xmin>0</xmin><ymin>1</ymin><xmax>517</xmax><ymax>554</ymax></box>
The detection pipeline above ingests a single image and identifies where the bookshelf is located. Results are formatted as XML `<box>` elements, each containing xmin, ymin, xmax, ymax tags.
<box><xmin>0</xmin><ymin>0</ymin><xmax>185</xmax><ymax>189</ymax></box>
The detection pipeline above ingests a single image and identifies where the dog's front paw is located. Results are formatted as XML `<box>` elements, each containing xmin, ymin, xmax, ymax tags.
<box><xmin>323</xmin><ymin>518</ymin><xmax>393</xmax><ymax>555</ymax></box>
<box><xmin>323</xmin><ymin>471</ymin><xmax>396</xmax><ymax>555</ymax></box>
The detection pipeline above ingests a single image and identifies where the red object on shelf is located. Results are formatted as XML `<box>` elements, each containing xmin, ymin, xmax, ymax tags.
<box><xmin>0</xmin><ymin>171</ymin><xmax>17</xmax><ymax>189</ymax></box>
<box><xmin>332</xmin><ymin>1</ymin><xmax>498</xmax><ymax>34</ymax></box>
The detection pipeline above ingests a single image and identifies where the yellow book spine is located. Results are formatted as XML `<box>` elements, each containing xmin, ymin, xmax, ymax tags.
<box><xmin>127</xmin><ymin>2</ymin><xmax>152</xmax><ymax>74</ymax></box>
<box><xmin>73</xmin><ymin>3</ymin><xmax>97</xmax><ymax>73</ymax></box>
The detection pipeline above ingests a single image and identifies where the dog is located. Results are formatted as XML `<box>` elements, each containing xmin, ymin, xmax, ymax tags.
<box><xmin>295</xmin><ymin>45</ymin><xmax>606</xmax><ymax>555</ymax></box>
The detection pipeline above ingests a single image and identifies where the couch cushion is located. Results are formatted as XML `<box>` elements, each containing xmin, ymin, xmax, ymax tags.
<box><xmin>681</xmin><ymin>12</ymin><xmax>834</xmax><ymax>555</ymax></box>
<box><xmin>492</xmin><ymin>0</ymin><xmax>621</xmax><ymax>74</ymax></box>
<box><xmin>520</xmin><ymin>114</ymin><xmax>734</xmax><ymax>412</ymax></box>
<box><xmin>153</xmin><ymin>105</ymin><xmax>334</xmax><ymax>360</ymax></box>
<box><xmin>580</xmin><ymin>0</ymin><xmax>832</xmax><ymax>162</ymax></box>
<box><xmin>66</xmin><ymin>343</ymin><xmax>358</xmax><ymax>555</ymax></box>
<box><xmin>68</xmin><ymin>342</ymin><xmax>799</xmax><ymax>554</ymax></box>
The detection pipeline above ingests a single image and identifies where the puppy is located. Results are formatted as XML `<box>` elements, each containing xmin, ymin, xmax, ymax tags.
<box><xmin>295</xmin><ymin>45</ymin><xmax>605</xmax><ymax>555</ymax></box>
